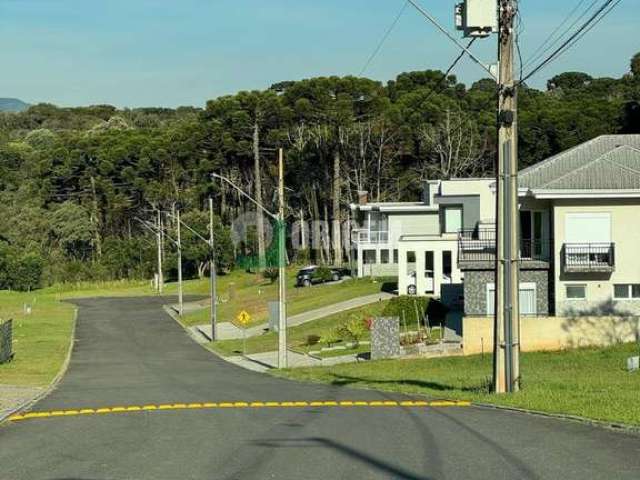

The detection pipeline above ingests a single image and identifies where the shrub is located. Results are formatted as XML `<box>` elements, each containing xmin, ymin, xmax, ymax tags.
<box><xmin>315</xmin><ymin>266</ymin><xmax>332</xmax><ymax>282</ymax></box>
<box><xmin>321</xmin><ymin>327</ymin><xmax>342</xmax><ymax>348</ymax></box>
<box><xmin>381</xmin><ymin>296</ymin><xmax>429</xmax><ymax>327</ymax></box>
<box><xmin>306</xmin><ymin>334</ymin><xmax>321</xmax><ymax>346</ymax></box>
<box><xmin>426</xmin><ymin>299</ymin><xmax>450</xmax><ymax>325</ymax></box>
<box><xmin>339</xmin><ymin>315</ymin><xmax>367</xmax><ymax>347</ymax></box>
<box><xmin>262</xmin><ymin>267</ymin><xmax>279</xmax><ymax>283</ymax></box>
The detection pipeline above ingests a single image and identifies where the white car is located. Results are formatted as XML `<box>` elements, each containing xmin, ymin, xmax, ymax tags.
<box><xmin>407</xmin><ymin>271</ymin><xmax>417</xmax><ymax>295</ymax></box>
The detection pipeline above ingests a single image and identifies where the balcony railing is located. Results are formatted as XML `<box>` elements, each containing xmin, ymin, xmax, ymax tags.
<box><xmin>458</xmin><ymin>228</ymin><xmax>551</xmax><ymax>263</ymax></box>
<box><xmin>563</xmin><ymin>243</ymin><xmax>615</xmax><ymax>272</ymax></box>
<box><xmin>356</xmin><ymin>230</ymin><xmax>390</xmax><ymax>244</ymax></box>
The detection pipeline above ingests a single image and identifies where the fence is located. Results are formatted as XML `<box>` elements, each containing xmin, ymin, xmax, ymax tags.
<box><xmin>0</xmin><ymin>319</ymin><xmax>13</xmax><ymax>364</ymax></box>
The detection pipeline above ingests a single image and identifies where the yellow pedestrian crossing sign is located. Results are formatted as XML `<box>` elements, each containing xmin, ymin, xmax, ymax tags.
<box><xmin>236</xmin><ymin>310</ymin><xmax>251</xmax><ymax>326</ymax></box>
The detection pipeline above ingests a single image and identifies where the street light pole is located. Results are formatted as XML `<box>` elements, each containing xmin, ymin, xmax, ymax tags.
<box><xmin>212</xmin><ymin>164</ymin><xmax>288</xmax><ymax>368</ymax></box>
<box><xmin>156</xmin><ymin>209</ymin><xmax>163</xmax><ymax>293</ymax></box>
<box><xmin>176</xmin><ymin>209</ymin><xmax>184</xmax><ymax>316</ymax></box>
<box><xmin>277</xmin><ymin>148</ymin><xmax>288</xmax><ymax>369</ymax></box>
<box><xmin>209</xmin><ymin>197</ymin><xmax>217</xmax><ymax>341</ymax></box>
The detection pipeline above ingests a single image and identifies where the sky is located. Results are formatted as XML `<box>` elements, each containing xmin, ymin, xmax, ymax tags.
<box><xmin>0</xmin><ymin>0</ymin><xmax>638</xmax><ymax>108</ymax></box>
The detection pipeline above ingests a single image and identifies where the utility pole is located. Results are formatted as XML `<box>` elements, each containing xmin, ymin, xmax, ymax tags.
<box><xmin>176</xmin><ymin>208</ymin><xmax>183</xmax><ymax>317</ymax></box>
<box><xmin>494</xmin><ymin>0</ymin><xmax>520</xmax><ymax>393</ymax></box>
<box><xmin>277</xmin><ymin>148</ymin><xmax>288</xmax><ymax>369</ymax></box>
<box><xmin>156</xmin><ymin>209</ymin><xmax>163</xmax><ymax>293</ymax></box>
<box><xmin>209</xmin><ymin>197</ymin><xmax>217</xmax><ymax>341</ymax></box>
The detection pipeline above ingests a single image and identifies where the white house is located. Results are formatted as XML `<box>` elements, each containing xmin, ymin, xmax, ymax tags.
<box><xmin>350</xmin><ymin>178</ymin><xmax>495</xmax><ymax>300</ymax></box>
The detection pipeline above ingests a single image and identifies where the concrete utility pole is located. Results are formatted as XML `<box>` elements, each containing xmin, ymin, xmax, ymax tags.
<box><xmin>156</xmin><ymin>209</ymin><xmax>164</xmax><ymax>293</ymax></box>
<box><xmin>209</xmin><ymin>197</ymin><xmax>217</xmax><ymax>341</ymax></box>
<box><xmin>494</xmin><ymin>0</ymin><xmax>520</xmax><ymax>393</ymax></box>
<box><xmin>176</xmin><ymin>209</ymin><xmax>183</xmax><ymax>317</ymax></box>
<box><xmin>277</xmin><ymin>148</ymin><xmax>288</xmax><ymax>369</ymax></box>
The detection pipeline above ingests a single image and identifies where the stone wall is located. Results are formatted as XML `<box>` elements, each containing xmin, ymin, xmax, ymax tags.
<box><xmin>0</xmin><ymin>319</ymin><xmax>13</xmax><ymax>364</ymax></box>
<box><xmin>371</xmin><ymin>317</ymin><xmax>400</xmax><ymax>360</ymax></box>
<box><xmin>463</xmin><ymin>269</ymin><xmax>550</xmax><ymax>316</ymax></box>
<box><xmin>462</xmin><ymin>315</ymin><xmax>640</xmax><ymax>355</ymax></box>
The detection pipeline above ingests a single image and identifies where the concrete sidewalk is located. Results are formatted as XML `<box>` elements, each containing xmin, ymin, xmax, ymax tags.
<box><xmin>225</xmin><ymin>349</ymin><xmax>364</xmax><ymax>372</ymax></box>
<box><xmin>195</xmin><ymin>291</ymin><xmax>393</xmax><ymax>341</ymax></box>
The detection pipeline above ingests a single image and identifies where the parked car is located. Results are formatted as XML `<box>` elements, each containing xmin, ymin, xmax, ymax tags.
<box><xmin>296</xmin><ymin>265</ymin><xmax>346</xmax><ymax>287</ymax></box>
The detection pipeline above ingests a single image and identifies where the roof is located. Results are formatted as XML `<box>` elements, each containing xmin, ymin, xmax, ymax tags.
<box><xmin>520</xmin><ymin>135</ymin><xmax>640</xmax><ymax>191</ymax></box>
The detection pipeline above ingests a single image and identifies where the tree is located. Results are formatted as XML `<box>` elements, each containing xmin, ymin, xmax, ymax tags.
<box><xmin>631</xmin><ymin>52</ymin><xmax>640</xmax><ymax>77</ymax></box>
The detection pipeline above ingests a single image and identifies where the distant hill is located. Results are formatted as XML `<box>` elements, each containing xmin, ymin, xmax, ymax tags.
<box><xmin>0</xmin><ymin>98</ymin><xmax>29</xmax><ymax>112</ymax></box>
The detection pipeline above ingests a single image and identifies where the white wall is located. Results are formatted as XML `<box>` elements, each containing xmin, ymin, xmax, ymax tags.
<box><xmin>440</xmin><ymin>179</ymin><xmax>496</xmax><ymax>223</ymax></box>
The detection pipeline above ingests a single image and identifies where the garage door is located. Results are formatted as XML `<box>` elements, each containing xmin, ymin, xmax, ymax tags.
<box><xmin>565</xmin><ymin>213</ymin><xmax>611</xmax><ymax>244</ymax></box>
<box><xmin>487</xmin><ymin>283</ymin><xmax>537</xmax><ymax>316</ymax></box>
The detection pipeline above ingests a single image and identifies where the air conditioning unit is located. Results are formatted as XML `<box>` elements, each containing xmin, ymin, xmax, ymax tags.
<box><xmin>455</xmin><ymin>0</ymin><xmax>498</xmax><ymax>38</ymax></box>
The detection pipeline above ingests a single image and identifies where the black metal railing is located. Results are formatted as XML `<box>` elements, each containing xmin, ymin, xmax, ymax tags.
<box><xmin>458</xmin><ymin>228</ymin><xmax>551</xmax><ymax>263</ymax></box>
<box><xmin>563</xmin><ymin>243</ymin><xmax>615</xmax><ymax>272</ymax></box>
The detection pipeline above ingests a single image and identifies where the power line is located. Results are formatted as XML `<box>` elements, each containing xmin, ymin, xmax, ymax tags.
<box><xmin>406</xmin><ymin>0</ymin><xmax>497</xmax><ymax>80</ymax></box>
<box><xmin>522</xmin><ymin>0</ymin><xmax>593</xmax><ymax>70</ymax></box>
<box><xmin>421</xmin><ymin>38</ymin><xmax>477</xmax><ymax>105</ymax></box>
<box><xmin>520</xmin><ymin>0</ymin><xmax>622</xmax><ymax>84</ymax></box>
<box><xmin>358</xmin><ymin>1</ymin><xmax>409</xmax><ymax>76</ymax></box>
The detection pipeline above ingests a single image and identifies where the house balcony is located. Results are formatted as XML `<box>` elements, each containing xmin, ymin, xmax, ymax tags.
<box><xmin>457</xmin><ymin>228</ymin><xmax>551</xmax><ymax>267</ymax></box>
<box><xmin>562</xmin><ymin>243</ymin><xmax>615</xmax><ymax>273</ymax></box>
<box><xmin>355</xmin><ymin>230</ymin><xmax>390</xmax><ymax>245</ymax></box>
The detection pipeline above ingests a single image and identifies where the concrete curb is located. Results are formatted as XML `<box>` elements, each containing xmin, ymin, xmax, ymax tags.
<box><xmin>473</xmin><ymin>401</ymin><xmax>640</xmax><ymax>436</ymax></box>
<box><xmin>0</xmin><ymin>307</ymin><xmax>78</xmax><ymax>425</ymax></box>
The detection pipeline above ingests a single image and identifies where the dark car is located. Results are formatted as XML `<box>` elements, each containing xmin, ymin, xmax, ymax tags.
<box><xmin>295</xmin><ymin>265</ymin><xmax>348</xmax><ymax>287</ymax></box>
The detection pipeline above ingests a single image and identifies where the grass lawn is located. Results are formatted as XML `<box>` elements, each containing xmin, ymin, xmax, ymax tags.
<box><xmin>274</xmin><ymin>342</ymin><xmax>640</xmax><ymax>426</ymax></box>
<box><xmin>180</xmin><ymin>272</ymin><xmax>389</xmax><ymax>327</ymax></box>
<box><xmin>0</xmin><ymin>291</ymin><xmax>76</xmax><ymax>387</ymax></box>
<box><xmin>209</xmin><ymin>300</ymin><xmax>390</xmax><ymax>357</ymax></box>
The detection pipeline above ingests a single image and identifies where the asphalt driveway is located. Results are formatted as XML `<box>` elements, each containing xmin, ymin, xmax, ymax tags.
<box><xmin>0</xmin><ymin>296</ymin><xmax>639</xmax><ymax>480</ymax></box>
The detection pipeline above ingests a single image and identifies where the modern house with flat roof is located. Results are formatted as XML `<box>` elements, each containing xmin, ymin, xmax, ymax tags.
<box><xmin>350</xmin><ymin>178</ymin><xmax>495</xmax><ymax>302</ymax></box>
<box><xmin>459</xmin><ymin>134</ymin><xmax>640</xmax><ymax>317</ymax></box>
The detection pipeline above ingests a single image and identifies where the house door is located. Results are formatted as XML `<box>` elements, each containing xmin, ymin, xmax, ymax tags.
<box><xmin>486</xmin><ymin>283</ymin><xmax>537</xmax><ymax>316</ymax></box>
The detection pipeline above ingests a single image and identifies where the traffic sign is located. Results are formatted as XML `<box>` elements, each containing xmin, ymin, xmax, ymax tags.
<box><xmin>236</xmin><ymin>310</ymin><xmax>251</xmax><ymax>326</ymax></box>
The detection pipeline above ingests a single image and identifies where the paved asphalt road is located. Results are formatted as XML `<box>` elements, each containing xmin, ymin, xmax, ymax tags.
<box><xmin>1</xmin><ymin>297</ymin><xmax>639</xmax><ymax>480</ymax></box>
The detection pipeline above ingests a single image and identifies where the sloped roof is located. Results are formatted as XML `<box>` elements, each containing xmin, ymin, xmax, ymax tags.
<box><xmin>520</xmin><ymin>135</ymin><xmax>640</xmax><ymax>190</ymax></box>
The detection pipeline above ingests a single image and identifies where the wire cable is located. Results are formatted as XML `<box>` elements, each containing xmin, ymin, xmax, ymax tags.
<box><xmin>520</xmin><ymin>0</ymin><xmax>622</xmax><ymax>84</ymax></box>
<box><xmin>358</xmin><ymin>1</ymin><xmax>409</xmax><ymax>76</ymax></box>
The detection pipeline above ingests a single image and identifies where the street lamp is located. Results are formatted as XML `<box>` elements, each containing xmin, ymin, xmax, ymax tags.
<box><xmin>212</xmin><ymin>148</ymin><xmax>288</xmax><ymax>368</ymax></box>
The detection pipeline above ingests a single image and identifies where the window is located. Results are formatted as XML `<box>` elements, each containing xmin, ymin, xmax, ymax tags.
<box><xmin>443</xmin><ymin>206</ymin><xmax>463</xmax><ymax>234</ymax></box>
<box><xmin>424</xmin><ymin>251</ymin><xmax>434</xmax><ymax>278</ymax></box>
<box><xmin>566</xmin><ymin>284</ymin><xmax>586</xmax><ymax>300</ymax></box>
<box><xmin>380</xmin><ymin>250</ymin><xmax>390</xmax><ymax>264</ymax></box>
<box><xmin>443</xmin><ymin>251</ymin><xmax>452</xmax><ymax>281</ymax></box>
<box><xmin>487</xmin><ymin>283</ymin><xmax>537</xmax><ymax>315</ymax></box>
<box><xmin>613</xmin><ymin>284</ymin><xmax>640</xmax><ymax>299</ymax></box>
<box><xmin>406</xmin><ymin>251</ymin><xmax>416</xmax><ymax>264</ymax></box>
<box><xmin>363</xmin><ymin>250</ymin><xmax>376</xmax><ymax>265</ymax></box>
<box><xmin>393</xmin><ymin>249</ymin><xmax>399</xmax><ymax>264</ymax></box>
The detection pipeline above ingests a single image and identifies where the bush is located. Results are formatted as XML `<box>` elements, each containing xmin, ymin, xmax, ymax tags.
<box><xmin>381</xmin><ymin>296</ymin><xmax>429</xmax><ymax>327</ymax></box>
<box><xmin>306</xmin><ymin>334</ymin><xmax>321</xmax><ymax>346</ymax></box>
<box><xmin>262</xmin><ymin>267</ymin><xmax>279</xmax><ymax>283</ymax></box>
<box><xmin>321</xmin><ymin>327</ymin><xmax>342</xmax><ymax>348</ymax></box>
<box><xmin>339</xmin><ymin>315</ymin><xmax>367</xmax><ymax>347</ymax></box>
<box><xmin>426</xmin><ymin>299</ymin><xmax>450</xmax><ymax>325</ymax></box>
<box><xmin>315</xmin><ymin>266</ymin><xmax>332</xmax><ymax>282</ymax></box>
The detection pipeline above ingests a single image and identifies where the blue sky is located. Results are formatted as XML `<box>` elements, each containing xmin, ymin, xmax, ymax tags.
<box><xmin>0</xmin><ymin>0</ymin><xmax>637</xmax><ymax>108</ymax></box>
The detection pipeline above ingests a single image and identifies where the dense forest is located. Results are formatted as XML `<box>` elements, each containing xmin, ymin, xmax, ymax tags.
<box><xmin>2</xmin><ymin>52</ymin><xmax>640</xmax><ymax>290</ymax></box>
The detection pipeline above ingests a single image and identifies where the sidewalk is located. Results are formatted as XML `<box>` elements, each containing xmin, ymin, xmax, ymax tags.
<box><xmin>195</xmin><ymin>292</ymin><xmax>394</xmax><ymax>341</ymax></box>
<box><xmin>225</xmin><ymin>350</ymin><xmax>364</xmax><ymax>373</ymax></box>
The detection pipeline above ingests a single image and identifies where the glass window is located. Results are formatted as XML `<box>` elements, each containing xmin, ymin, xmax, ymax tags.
<box><xmin>363</xmin><ymin>250</ymin><xmax>376</xmax><ymax>265</ymax></box>
<box><xmin>566</xmin><ymin>285</ymin><xmax>586</xmax><ymax>299</ymax></box>
<box><xmin>407</xmin><ymin>251</ymin><xmax>416</xmax><ymax>264</ymax></box>
<box><xmin>633</xmin><ymin>285</ymin><xmax>640</xmax><ymax>299</ymax></box>
<box><xmin>380</xmin><ymin>250</ymin><xmax>389</xmax><ymax>264</ymax></box>
<box><xmin>393</xmin><ymin>249</ymin><xmax>399</xmax><ymax>264</ymax></box>
<box><xmin>614</xmin><ymin>284</ymin><xmax>630</xmax><ymax>299</ymax></box>
<box><xmin>443</xmin><ymin>206</ymin><xmax>463</xmax><ymax>233</ymax></box>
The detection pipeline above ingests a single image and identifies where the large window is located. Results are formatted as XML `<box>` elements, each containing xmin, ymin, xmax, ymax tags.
<box><xmin>393</xmin><ymin>249</ymin><xmax>399</xmax><ymax>264</ymax></box>
<box><xmin>566</xmin><ymin>284</ymin><xmax>586</xmax><ymax>300</ymax></box>
<box><xmin>443</xmin><ymin>206</ymin><xmax>463</xmax><ymax>234</ymax></box>
<box><xmin>614</xmin><ymin>284</ymin><xmax>640</xmax><ymax>299</ymax></box>
<box><xmin>487</xmin><ymin>283</ymin><xmax>537</xmax><ymax>315</ymax></box>
<box><xmin>380</xmin><ymin>250</ymin><xmax>390</xmax><ymax>264</ymax></box>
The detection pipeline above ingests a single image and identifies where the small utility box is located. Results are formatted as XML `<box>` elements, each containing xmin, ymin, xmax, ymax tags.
<box><xmin>627</xmin><ymin>356</ymin><xmax>639</xmax><ymax>372</ymax></box>
<box><xmin>455</xmin><ymin>0</ymin><xmax>498</xmax><ymax>38</ymax></box>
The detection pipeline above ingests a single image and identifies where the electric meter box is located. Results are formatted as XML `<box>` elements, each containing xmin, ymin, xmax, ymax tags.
<box><xmin>455</xmin><ymin>0</ymin><xmax>498</xmax><ymax>38</ymax></box>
